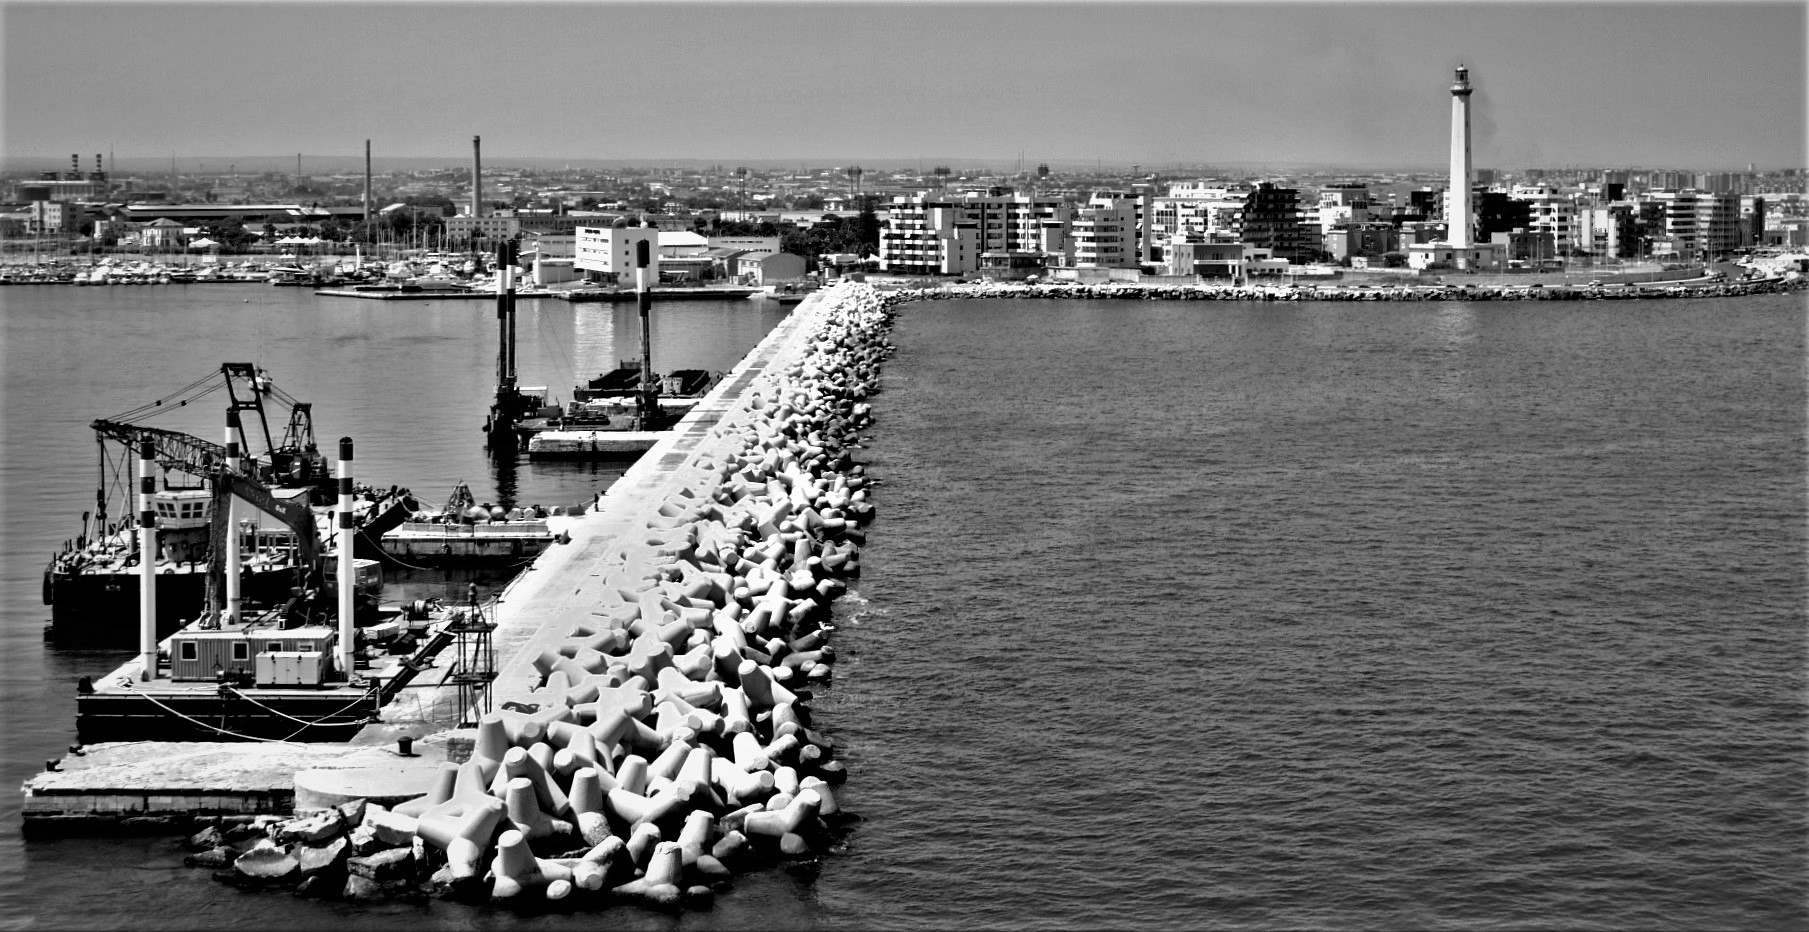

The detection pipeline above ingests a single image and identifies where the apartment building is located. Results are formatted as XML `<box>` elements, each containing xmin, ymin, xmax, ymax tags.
<box><xmin>1317</xmin><ymin>184</ymin><xmax>1373</xmax><ymax>234</ymax></box>
<box><xmin>1240</xmin><ymin>183</ymin><xmax>1314</xmax><ymax>263</ymax></box>
<box><xmin>1066</xmin><ymin>195</ymin><xmax>1141</xmax><ymax>270</ymax></box>
<box><xmin>877</xmin><ymin>192</ymin><xmax>1068</xmax><ymax>276</ymax></box>
<box><xmin>1656</xmin><ymin>189</ymin><xmax>1742</xmax><ymax>260</ymax></box>
<box><xmin>445</xmin><ymin>213</ymin><xmax>522</xmax><ymax>244</ymax></box>
<box><xmin>1509</xmin><ymin>184</ymin><xmax>1578</xmax><ymax>255</ymax></box>
<box><xmin>1576</xmin><ymin>203</ymin><xmax>1637</xmax><ymax>258</ymax></box>
<box><xmin>1322</xmin><ymin>223</ymin><xmax>1400</xmax><ymax>265</ymax></box>
<box><xmin>27</xmin><ymin>199</ymin><xmax>86</xmax><ymax>235</ymax></box>
<box><xmin>1148</xmin><ymin>185</ymin><xmax>1247</xmax><ymax>261</ymax></box>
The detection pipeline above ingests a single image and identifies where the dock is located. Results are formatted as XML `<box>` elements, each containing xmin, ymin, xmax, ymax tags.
<box><xmin>524</xmin><ymin>430</ymin><xmax>662</xmax><ymax>459</ymax></box>
<box><xmin>556</xmin><ymin>286</ymin><xmax>759</xmax><ymax>302</ymax></box>
<box><xmin>314</xmin><ymin>285</ymin><xmax>762</xmax><ymax>302</ymax></box>
<box><xmin>21</xmin><ymin>283</ymin><xmax>874</xmax><ymax>834</ymax></box>
<box><xmin>314</xmin><ymin>288</ymin><xmax>557</xmax><ymax>301</ymax></box>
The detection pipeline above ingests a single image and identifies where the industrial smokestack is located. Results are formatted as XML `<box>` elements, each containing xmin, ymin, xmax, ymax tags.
<box><xmin>472</xmin><ymin>135</ymin><xmax>483</xmax><ymax>219</ymax></box>
<box><xmin>364</xmin><ymin>140</ymin><xmax>373</xmax><ymax>225</ymax></box>
<box><xmin>70</xmin><ymin>154</ymin><xmax>79</xmax><ymax>180</ymax></box>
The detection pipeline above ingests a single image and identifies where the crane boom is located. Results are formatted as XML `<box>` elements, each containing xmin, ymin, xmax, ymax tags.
<box><xmin>89</xmin><ymin>418</ymin><xmax>225</xmax><ymax>479</ymax></box>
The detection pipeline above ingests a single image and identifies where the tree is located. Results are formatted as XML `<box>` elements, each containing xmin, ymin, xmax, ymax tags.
<box><xmin>213</xmin><ymin>215</ymin><xmax>256</xmax><ymax>254</ymax></box>
<box><xmin>855</xmin><ymin>199</ymin><xmax>881</xmax><ymax>258</ymax></box>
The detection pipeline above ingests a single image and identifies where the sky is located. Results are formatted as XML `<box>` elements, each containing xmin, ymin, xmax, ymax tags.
<box><xmin>2</xmin><ymin>0</ymin><xmax>1804</xmax><ymax>172</ymax></box>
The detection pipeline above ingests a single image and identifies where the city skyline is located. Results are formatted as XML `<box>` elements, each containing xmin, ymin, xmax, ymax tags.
<box><xmin>2</xmin><ymin>1</ymin><xmax>1805</xmax><ymax>173</ymax></box>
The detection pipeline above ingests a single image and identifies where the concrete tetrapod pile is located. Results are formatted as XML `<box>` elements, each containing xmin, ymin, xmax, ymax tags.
<box><xmin>179</xmin><ymin>281</ymin><xmax>902</xmax><ymax>911</ymax></box>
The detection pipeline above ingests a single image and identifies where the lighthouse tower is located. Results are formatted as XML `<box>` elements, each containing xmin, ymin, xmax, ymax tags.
<box><xmin>1448</xmin><ymin>64</ymin><xmax>1474</xmax><ymax>262</ymax></box>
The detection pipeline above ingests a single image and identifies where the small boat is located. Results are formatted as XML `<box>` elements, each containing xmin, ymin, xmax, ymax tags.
<box><xmin>267</xmin><ymin>265</ymin><xmax>317</xmax><ymax>286</ymax></box>
<box><xmin>573</xmin><ymin>360</ymin><xmax>645</xmax><ymax>401</ymax></box>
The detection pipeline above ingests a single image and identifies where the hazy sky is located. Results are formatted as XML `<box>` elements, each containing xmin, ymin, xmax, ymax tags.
<box><xmin>3</xmin><ymin>0</ymin><xmax>1804</xmax><ymax>171</ymax></box>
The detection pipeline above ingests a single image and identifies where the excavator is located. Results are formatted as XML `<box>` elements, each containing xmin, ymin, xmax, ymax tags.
<box><xmin>200</xmin><ymin>464</ymin><xmax>327</xmax><ymax>629</ymax></box>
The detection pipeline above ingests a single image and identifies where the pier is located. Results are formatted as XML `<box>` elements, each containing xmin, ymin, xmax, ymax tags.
<box><xmin>22</xmin><ymin>282</ymin><xmax>892</xmax><ymax>852</ymax></box>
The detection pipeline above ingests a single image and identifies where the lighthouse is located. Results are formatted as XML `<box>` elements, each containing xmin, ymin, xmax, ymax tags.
<box><xmin>1448</xmin><ymin>64</ymin><xmax>1474</xmax><ymax>261</ymax></box>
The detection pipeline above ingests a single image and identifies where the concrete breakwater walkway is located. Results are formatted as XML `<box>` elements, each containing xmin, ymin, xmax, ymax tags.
<box><xmin>22</xmin><ymin>281</ymin><xmax>907</xmax><ymax>910</ymax></box>
<box><xmin>910</xmin><ymin>276</ymin><xmax>1806</xmax><ymax>303</ymax></box>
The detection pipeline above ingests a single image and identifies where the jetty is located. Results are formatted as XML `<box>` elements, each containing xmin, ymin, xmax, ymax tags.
<box><xmin>22</xmin><ymin>280</ymin><xmax>899</xmax><ymax>910</ymax></box>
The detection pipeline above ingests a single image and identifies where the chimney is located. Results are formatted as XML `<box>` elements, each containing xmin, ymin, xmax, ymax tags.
<box><xmin>472</xmin><ymin>135</ymin><xmax>483</xmax><ymax>219</ymax></box>
<box><xmin>364</xmin><ymin>140</ymin><xmax>372</xmax><ymax>225</ymax></box>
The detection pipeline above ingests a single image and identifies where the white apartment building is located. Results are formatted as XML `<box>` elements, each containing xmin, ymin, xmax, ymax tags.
<box><xmin>1066</xmin><ymin>195</ymin><xmax>1141</xmax><ymax>269</ymax></box>
<box><xmin>573</xmin><ymin>224</ymin><xmax>661</xmax><ymax>283</ymax></box>
<box><xmin>1148</xmin><ymin>185</ymin><xmax>1247</xmax><ymax>261</ymax></box>
<box><xmin>1317</xmin><ymin>184</ymin><xmax>1373</xmax><ymax>234</ymax></box>
<box><xmin>878</xmin><ymin>192</ymin><xmax>1068</xmax><ymax>276</ymax></box>
<box><xmin>27</xmin><ymin>200</ymin><xmax>85</xmax><ymax>235</ymax></box>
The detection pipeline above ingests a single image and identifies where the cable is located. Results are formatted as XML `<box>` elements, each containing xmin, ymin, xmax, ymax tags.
<box><xmin>222</xmin><ymin>683</ymin><xmax>375</xmax><ymax>729</ymax></box>
<box><xmin>131</xmin><ymin>690</ymin><xmax>317</xmax><ymax>743</ymax></box>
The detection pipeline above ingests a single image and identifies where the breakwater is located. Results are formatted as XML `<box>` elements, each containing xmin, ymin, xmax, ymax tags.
<box><xmin>146</xmin><ymin>282</ymin><xmax>904</xmax><ymax>909</ymax></box>
<box><xmin>905</xmin><ymin>277</ymin><xmax>1806</xmax><ymax>302</ymax></box>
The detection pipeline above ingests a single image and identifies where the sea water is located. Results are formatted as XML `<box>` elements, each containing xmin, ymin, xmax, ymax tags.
<box><xmin>1</xmin><ymin>286</ymin><xmax>1803</xmax><ymax>929</ymax></box>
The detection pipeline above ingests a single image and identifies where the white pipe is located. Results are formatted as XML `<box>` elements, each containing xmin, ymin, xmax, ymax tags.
<box><xmin>337</xmin><ymin>436</ymin><xmax>355</xmax><ymax>679</ymax></box>
<box><xmin>137</xmin><ymin>439</ymin><xmax>157</xmax><ymax>680</ymax></box>
<box><xmin>223</xmin><ymin>411</ymin><xmax>241</xmax><ymax>625</ymax></box>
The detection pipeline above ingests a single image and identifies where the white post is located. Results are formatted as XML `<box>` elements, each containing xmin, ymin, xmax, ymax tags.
<box><xmin>336</xmin><ymin>436</ymin><xmax>356</xmax><ymax>679</ymax></box>
<box><xmin>137</xmin><ymin>439</ymin><xmax>158</xmax><ymax>680</ymax></box>
<box><xmin>223</xmin><ymin>410</ymin><xmax>242</xmax><ymax>625</ymax></box>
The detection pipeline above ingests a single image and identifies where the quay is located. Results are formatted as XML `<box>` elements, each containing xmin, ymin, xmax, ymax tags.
<box><xmin>21</xmin><ymin>282</ymin><xmax>891</xmax><ymax>850</ymax></box>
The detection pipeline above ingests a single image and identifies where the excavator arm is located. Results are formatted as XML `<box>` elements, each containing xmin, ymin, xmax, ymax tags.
<box><xmin>204</xmin><ymin>465</ymin><xmax>322</xmax><ymax>620</ymax></box>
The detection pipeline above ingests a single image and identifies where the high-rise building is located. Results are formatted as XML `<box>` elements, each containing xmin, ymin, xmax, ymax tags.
<box><xmin>1241</xmin><ymin>183</ymin><xmax>1313</xmax><ymax>263</ymax></box>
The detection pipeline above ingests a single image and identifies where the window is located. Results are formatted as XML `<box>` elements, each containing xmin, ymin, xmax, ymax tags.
<box><xmin>267</xmin><ymin>641</ymin><xmax>283</xmax><ymax>653</ymax></box>
<box><xmin>232</xmin><ymin>642</ymin><xmax>249</xmax><ymax>661</ymax></box>
<box><xmin>179</xmin><ymin>642</ymin><xmax>197</xmax><ymax>661</ymax></box>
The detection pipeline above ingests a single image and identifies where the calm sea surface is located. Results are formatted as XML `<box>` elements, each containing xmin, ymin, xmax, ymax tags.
<box><xmin>2</xmin><ymin>285</ymin><xmax>1804</xmax><ymax>929</ymax></box>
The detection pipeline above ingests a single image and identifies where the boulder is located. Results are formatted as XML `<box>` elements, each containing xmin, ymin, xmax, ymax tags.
<box><xmin>187</xmin><ymin>824</ymin><xmax>226</xmax><ymax>852</ymax></box>
<box><xmin>348</xmin><ymin>846</ymin><xmax>414</xmax><ymax>882</ymax></box>
<box><xmin>232</xmin><ymin>845</ymin><xmax>300</xmax><ymax>883</ymax></box>
<box><xmin>336</xmin><ymin>798</ymin><xmax>368</xmax><ymax>827</ymax></box>
<box><xmin>279</xmin><ymin>809</ymin><xmax>346</xmax><ymax>845</ymax></box>
<box><xmin>297</xmin><ymin>836</ymin><xmax>350</xmax><ymax>876</ymax></box>
<box><xmin>342</xmin><ymin>873</ymin><xmax>385</xmax><ymax>902</ymax></box>
<box><xmin>182</xmin><ymin>846</ymin><xmax>238</xmax><ymax>870</ymax></box>
<box><xmin>362</xmin><ymin>806</ymin><xmax>419</xmax><ymax>847</ymax></box>
<box><xmin>346</xmin><ymin>823</ymin><xmax>382</xmax><ymax>856</ymax></box>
